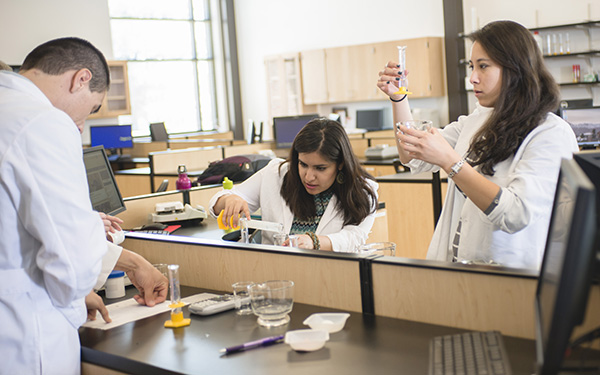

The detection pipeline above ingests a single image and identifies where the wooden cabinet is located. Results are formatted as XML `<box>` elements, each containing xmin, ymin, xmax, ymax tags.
<box><xmin>89</xmin><ymin>61</ymin><xmax>131</xmax><ymax>119</ymax></box>
<box><xmin>299</xmin><ymin>37</ymin><xmax>445</xmax><ymax>104</ymax></box>
<box><xmin>325</xmin><ymin>43</ymin><xmax>381</xmax><ymax>102</ymax></box>
<box><xmin>264</xmin><ymin>53</ymin><xmax>316</xmax><ymax>118</ymax></box>
<box><xmin>300</xmin><ymin>49</ymin><xmax>328</xmax><ymax>104</ymax></box>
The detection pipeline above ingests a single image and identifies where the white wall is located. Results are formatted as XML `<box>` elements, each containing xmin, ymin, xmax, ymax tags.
<box><xmin>5</xmin><ymin>0</ymin><xmax>599</xmax><ymax>139</ymax></box>
<box><xmin>0</xmin><ymin>0</ymin><xmax>113</xmax><ymax>65</ymax></box>
<box><xmin>0</xmin><ymin>0</ymin><xmax>114</xmax><ymax>145</ymax></box>
<box><xmin>234</xmin><ymin>0</ymin><xmax>447</xmax><ymax>139</ymax></box>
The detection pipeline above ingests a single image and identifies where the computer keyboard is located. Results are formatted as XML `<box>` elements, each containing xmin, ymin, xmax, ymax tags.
<box><xmin>135</xmin><ymin>229</ymin><xmax>171</xmax><ymax>235</ymax></box>
<box><xmin>429</xmin><ymin>330</ymin><xmax>513</xmax><ymax>375</ymax></box>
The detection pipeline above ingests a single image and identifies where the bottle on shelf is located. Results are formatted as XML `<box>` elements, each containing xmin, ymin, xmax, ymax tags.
<box><xmin>546</xmin><ymin>34</ymin><xmax>552</xmax><ymax>56</ymax></box>
<box><xmin>573</xmin><ymin>64</ymin><xmax>581</xmax><ymax>83</ymax></box>
<box><xmin>175</xmin><ymin>164</ymin><xmax>192</xmax><ymax>190</ymax></box>
<box><xmin>533</xmin><ymin>31</ymin><xmax>543</xmax><ymax>53</ymax></box>
<box><xmin>559</xmin><ymin>34</ymin><xmax>564</xmax><ymax>55</ymax></box>
<box><xmin>565</xmin><ymin>33</ymin><xmax>571</xmax><ymax>54</ymax></box>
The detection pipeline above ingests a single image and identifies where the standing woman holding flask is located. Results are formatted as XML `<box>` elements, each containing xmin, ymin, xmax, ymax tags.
<box><xmin>377</xmin><ymin>20</ymin><xmax>578</xmax><ymax>269</ymax></box>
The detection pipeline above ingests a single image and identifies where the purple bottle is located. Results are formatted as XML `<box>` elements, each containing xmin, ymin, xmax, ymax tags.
<box><xmin>175</xmin><ymin>164</ymin><xmax>192</xmax><ymax>190</ymax></box>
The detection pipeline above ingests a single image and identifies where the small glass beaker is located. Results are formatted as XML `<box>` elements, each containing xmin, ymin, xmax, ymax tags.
<box><xmin>249</xmin><ymin>280</ymin><xmax>295</xmax><ymax>327</ymax></box>
<box><xmin>288</xmin><ymin>235</ymin><xmax>299</xmax><ymax>248</ymax></box>
<box><xmin>273</xmin><ymin>232</ymin><xmax>288</xmax><ymax>246</ymax></box>
<box><xmin>232</xmin><ymin>281</ymin><xmax>255</xmax><ymax>315</ymax></box>
<box><xmin>397</xmin><ymin>120</ymin><xmax>432</xmax><ymax>132</ymax></box>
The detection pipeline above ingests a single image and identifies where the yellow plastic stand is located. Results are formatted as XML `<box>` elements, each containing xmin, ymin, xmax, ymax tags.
<box><xmin>394</xmin><ymin>87</ymin><xmax>412</xmax><ymax>95</ymax></box>
<box><xmin>164</xmin><ymin>302</ymin><xmax>191</xmax><ymax>328</ymax></box>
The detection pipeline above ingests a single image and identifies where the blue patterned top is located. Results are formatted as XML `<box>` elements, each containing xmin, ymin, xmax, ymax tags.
<box><xmin>289</xmin><ymin>190</ymin><xmax>334</xmax><ymax>234</ymax></box>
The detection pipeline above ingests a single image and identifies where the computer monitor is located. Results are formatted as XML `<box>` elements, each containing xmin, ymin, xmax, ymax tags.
<box><xmin>82</xmin><ymin>146</ymin><xmax>126</xmax><ymax>216</ymax></box>
<box><xmin>90</xmin><ymin>125</ymin><xmax>133</xmax><ymax>150</ymax></box>
<box><xmin>273</xmin><ymin>114</ymin><xmax>319</xmax><ymax>149</ymax></box>
<box><xmin>150</xmin><ymin>122</ymin><xmax>169</xmax><ymax>142</ymax></box>
<box><xmin>560</xmin><ymin>106</ymin><xmax>600</xmax><ymax>147</ymax></box>
<box><xmin>356</xmin><ymin>108</ymin><xmax>387</xmax><ymax>131</ymax></box>
<box><xmin>534</xmin><ymin>158</ymin><xmax>597</xmax><ymax>374</ymax></box>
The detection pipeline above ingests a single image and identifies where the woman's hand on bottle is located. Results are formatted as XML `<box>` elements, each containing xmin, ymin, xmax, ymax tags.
<box><xmin>377</xmin><ymin>61</ymin><xmax>407</xmax><ymax>100</ymax></box>
<box><xmin>219</xmin><ymin>194</ymin><xmax>250</xmax><ymax>229</ymax></box>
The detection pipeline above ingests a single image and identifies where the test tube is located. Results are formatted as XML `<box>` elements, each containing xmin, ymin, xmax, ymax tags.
<box><xmin>168</xmin><ymin>264</ymin><xmax>181</xmax><ymax>304</ymax></box>
<box><xmin>396</xmin><ymin>46</ymin><xmax>410</xmax><ymax>94</ymax></box>
<box><xmin>164</xmin><ymin>264</ymin><xmax>190</xmax><ymax>328</ymax></box>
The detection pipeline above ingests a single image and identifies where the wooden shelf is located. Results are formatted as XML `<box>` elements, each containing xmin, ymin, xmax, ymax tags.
<box><xmin>88</xmin><ymin>61</ymin><xmax>131</xmax><ymax>119</ymax></box>
<box><xmin>530</xmin><ymin>21</ymin><xmax>600</xmax><ymax>32</ymax></box>
<box><xmin>543</xmin><ymin>50</ymin><xmax>600</xmax><ymax>59</ymax></box>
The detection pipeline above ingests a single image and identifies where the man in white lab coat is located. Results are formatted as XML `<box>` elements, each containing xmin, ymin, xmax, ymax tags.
<box><xmin>0</xmin><ymin>38</ymin><xmax>146</xmax><ymax>375</ymax></box>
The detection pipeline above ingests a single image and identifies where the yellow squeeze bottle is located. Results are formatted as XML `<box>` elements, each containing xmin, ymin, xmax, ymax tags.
<box><xmin>217</xmin><ymin>210</ymin><xmax>240</xmax><ymax>230</ymax></box>
<box><xmin>218</xmin><ymin>177</ymin><xmax>240</xmax><ymax>230</ymax></box>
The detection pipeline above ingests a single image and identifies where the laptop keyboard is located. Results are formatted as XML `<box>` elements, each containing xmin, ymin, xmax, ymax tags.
<box><xmin>429</xmin><ymin>330</ymin><xmax>513</xmax><ymax>375</ymax></box>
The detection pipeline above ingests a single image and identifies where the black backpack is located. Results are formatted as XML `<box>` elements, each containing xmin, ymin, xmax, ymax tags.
<box><xmin>196</xmin><ymin>154</ymin><xmax>272</xmax><ymax>186</ymax></box>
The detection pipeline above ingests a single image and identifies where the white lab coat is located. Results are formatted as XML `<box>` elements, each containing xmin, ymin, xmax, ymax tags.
<box><xmin>95</xmin><ymin>242</ymin><xmax>123</xmax><ymax>290</ymax></box>
<box><xmin>0</xmin><ymin>71</ymin><xmax>108</xmax><ymax>374</ymax></box>
<box><xmin>408</xmin><ymin>104</ymin><xmax>579</xmax><ymax>270</ymax></box>
<box><xmin>209</xmin><ymin>158</ymin><xmax>379</xmax><ymax>252</ymax></box>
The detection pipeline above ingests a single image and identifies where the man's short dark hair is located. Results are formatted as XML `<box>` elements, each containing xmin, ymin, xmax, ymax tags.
<box><xmin>21</xmin><ymin>37</ymin><xmax>110</xmax><ymax>93</ymax></box>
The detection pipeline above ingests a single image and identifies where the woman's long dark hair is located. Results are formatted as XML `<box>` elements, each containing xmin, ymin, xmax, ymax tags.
<box><xmin>280</xmin><ymin>118</ymin><xmax>377</xmax><ymax>226</ymax></box>
<box><xmin>467</xmin><ymin>20</ymin><xmax>560</xmax><ymax>175</ymax></box>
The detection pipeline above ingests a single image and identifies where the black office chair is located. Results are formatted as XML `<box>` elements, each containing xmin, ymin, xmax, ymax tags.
<box><xmin>156</xmin><ymin>179</ymin><xmax>169</xmax><ymax>192</ymax></box>
<box><xmin>150</xmin><ymin>122</ymin><xmax>169</xmax><ymax>142</ymax></box>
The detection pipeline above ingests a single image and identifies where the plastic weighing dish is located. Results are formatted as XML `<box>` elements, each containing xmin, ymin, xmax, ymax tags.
<box><xmin>303</xmin><ymin>313</ymin><xmax>350</xmax><ymax>333</ymax></box>
<box><xmin>284</xmin><ymin>329</ymin><xmax>330</xmax><ymax>352</ymax></box>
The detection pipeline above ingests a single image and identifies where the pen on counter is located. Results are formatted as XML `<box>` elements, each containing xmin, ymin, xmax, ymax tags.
<box><xmin>219</xmin><ymin>335</ymin><xmax>284</xmax><ymax>355</ymax></box>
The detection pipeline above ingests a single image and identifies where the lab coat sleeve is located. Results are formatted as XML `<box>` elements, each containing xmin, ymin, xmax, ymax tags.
<box><xmin>208</xmin><ymin>158</ymin><xmax>283</xmax><ymax>217</ymax></box>
<box><xmin>486</xmin><ymin>120</ymin><xmax>579</xmax><ymax>233</ymax></box>
<box><xmin>94</xmin><ymin>241</ymin><xmax>123</xmax><ymax>290</ymax></box>
<box><xmin>6</xmin><ymin>110</ymin><xmax>107</xmax><ymax>316</ymax></box>
<box><xmin>326</xmin><ymin>213</ymin><xmax>376</xmax><ymax>252</ymax></box>
<box><xmin>325</xmin><ymin>179</ymin><xmax>379</xmax><ymax>252</ymax></box>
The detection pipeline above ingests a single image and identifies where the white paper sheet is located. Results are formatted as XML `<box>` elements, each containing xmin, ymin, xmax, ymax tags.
<box><xmin>82</xmin><ymin>293</ymin><xmax>217</xmax><ymax>330</ymax></box>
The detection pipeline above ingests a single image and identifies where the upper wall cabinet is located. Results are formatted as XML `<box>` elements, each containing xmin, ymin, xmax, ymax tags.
<box><xmin>264</xmin><ymin>53</ymin><xmax>317</xmax><ymax>119</ymax></box>
<box><xmin>299</xmin><ymin>49</ymin><xmax>329</xmax><ymax>104</ymax></box>
<box><xmin>301</xmin><ymin>37</ymin><xmax>446</xmax><ymax>104</ymax></box>
<box><xmin>89</xmin><ymin>61</ymin><xmax>131</xmax><ymax>119</ymax></box>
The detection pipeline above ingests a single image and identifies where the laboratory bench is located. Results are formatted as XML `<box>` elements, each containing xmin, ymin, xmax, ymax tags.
<box><xmin>80</xmin><ymin>286</ymin><xmax>538</xmax><ymax>375</ymax></box>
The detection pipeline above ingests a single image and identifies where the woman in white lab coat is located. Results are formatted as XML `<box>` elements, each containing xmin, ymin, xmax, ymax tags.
<box><xmin>210</xmin><ymin>118</ymin><xmax>378</xmax><ymax>252</ymax></box>
<box><xmin>377</xmin><ymin>20</ymin><xmax>578</xmax><ymax>269</ymax></box>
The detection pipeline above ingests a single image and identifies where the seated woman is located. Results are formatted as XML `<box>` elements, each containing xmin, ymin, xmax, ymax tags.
<box><xmin>209</xmin><ymin>118</ymin><xmax>378</xmax><ymax>251</ymax></box>
<box><xmin>377</xmin><ymin>20</ymin><xmax>578</xmax><ymax>269</ymax></box>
